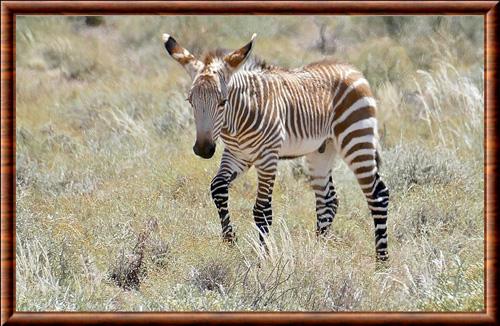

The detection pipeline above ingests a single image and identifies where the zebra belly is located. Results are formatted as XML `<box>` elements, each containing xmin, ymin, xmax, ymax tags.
<box><xmin>279</xmin><ymin>137</ymin><xmax>326</xmax><ymax>158</ymax></box>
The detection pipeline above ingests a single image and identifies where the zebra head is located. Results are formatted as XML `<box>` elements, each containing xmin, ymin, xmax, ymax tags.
<box><xmin>163</xmin><ymin>33</ymin><xmax>256</xmax><ymax>159</ymax></box>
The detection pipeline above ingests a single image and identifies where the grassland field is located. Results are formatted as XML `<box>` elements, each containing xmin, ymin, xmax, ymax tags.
<box><xmin>15</xmin><ymin>16</ymin><xmax>484</xmax><ymax>311</ymax></box>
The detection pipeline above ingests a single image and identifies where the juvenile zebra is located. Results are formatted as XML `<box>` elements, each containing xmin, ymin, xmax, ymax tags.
<box><xmin>162</xmin><ymin>33</ymin><xmax>390</xmax><ymax>261</ymax></box>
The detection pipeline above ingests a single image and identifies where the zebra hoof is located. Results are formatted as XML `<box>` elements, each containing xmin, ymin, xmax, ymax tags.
<box><xmin>315</xmin><ymin>227</ymin><xmax>330</xmax><ymax>238</ymax></box>
<box><xmin>222</xmin><ymin>233</ymin><xmax>237</xmax><ymax>245</ymax></box>
<box><xmin>375</xmin><ymin>253</ymin><xmax>389</xmax><ymax>270</ymax></box>
<box><xmin>376</xmin><ymin>252</ymin><xmax>389</xmax><ymax>261</ymax></box>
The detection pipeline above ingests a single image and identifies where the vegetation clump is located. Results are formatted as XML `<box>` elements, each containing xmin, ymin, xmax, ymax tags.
<box><xmin>15</xmin><ymin>16</ymin><xmax>483</xmax><ymax>311</ymax></box>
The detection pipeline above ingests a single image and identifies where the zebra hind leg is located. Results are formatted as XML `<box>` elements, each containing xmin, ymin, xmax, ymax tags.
<box><xmin>367</xmin><ymin>172</ymin><xmax>389</xmax><ymax>261</ymax></box>
<box><xmin>352</xmin><ymin>159</ymin><xmax>389</xmax><ymax>262</ymax></box>
<box><xmin>306</xmin><ymin>140</ymin><xmax>338</xmax><ymax>236</ymax></box>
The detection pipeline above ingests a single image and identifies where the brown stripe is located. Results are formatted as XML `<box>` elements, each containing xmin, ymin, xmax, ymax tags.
<box><xmin>350</xmin><ymin>154</ymin><xmax>376</xmax><ymax>164</ymax></box>
<box><xmin>340</xmin><ymin>127</ymin><xmax>374</xmax><ymax>148</ymax></box>
<box><xmin>354</xmin><ymin>165</ymin><xmax>376</xmax><ymax>175</ymax></box>
<box><xmin>344</xmin><ymin>142</ymin><xmax>375</xmax><ymax>159</ymax></box>
<box><xmin>334</xmin><ymin>82</ymin><xmax>372</xmax><ymax>118</ymax></box>
<box><xmin>358</xmin><ymin>175</ymin><xmax>376</xmax><ymax>186</ymax></box>
<box><xmin>334</xmin><ymin>106</ymin><xmax>376</xmax><ymax>135</ymax></box>
<box><xmin>311</xmin><ymin>185</ymin><xmax>326</xmax><ymax>192</ymax></box>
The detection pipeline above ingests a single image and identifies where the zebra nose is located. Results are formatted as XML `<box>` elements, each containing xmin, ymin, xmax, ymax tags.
<box><xmin>206</xmin><ymin>143</ymin><xmax>216</xmax><ymax>158</ymax></box>
<box><xmin>193</xmin><ymin>142</ymin><xmax>216</xmax><ymax>159</ymax></box>
<box><xmin>193</xmin><ymin>144</ymin><xmax>200</xmax><ymax>156</ymax></box>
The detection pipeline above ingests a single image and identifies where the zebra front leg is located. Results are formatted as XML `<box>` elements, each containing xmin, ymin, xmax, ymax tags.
<box><xmin>253</xmin><ymin>152</ymin><xmax>279</xmax><ymax>247</ymax></box>
<box><xmin>210</xmin><ymin>149</ymin><xmax>250</xmax><ymax>244</ymax></box>
<box><xmin>306</xmin><ymin>140</ymin><xmax>338</xmax><ymax>235</ymax></box>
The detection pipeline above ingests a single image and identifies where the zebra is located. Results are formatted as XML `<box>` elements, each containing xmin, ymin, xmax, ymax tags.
<box><xmin>162</xmin><ymin>33</ymin><xmax>390</xmax><ymax>261</ymax></box>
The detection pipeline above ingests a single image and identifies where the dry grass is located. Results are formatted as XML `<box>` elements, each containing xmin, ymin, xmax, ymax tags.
<box><xmin>16</xmin><ymin>16</ymin><xmax>483</xmax><ymax>311</ymax></box>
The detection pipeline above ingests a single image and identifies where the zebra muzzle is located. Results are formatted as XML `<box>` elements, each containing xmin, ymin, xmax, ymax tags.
<box><xmin>193</xmin><ymin>142</ymin><xmax>216</xmax><ymax>159</ymax></box>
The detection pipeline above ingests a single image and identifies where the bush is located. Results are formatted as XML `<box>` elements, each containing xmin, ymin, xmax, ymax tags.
<box><xmin>189</xmin><ymin>259</ymin><xmax>232</xmax><ymax>294</ymax></box>
<box><xmin>382</xmin><ymin>142</ymin><xmax>471</xmax><ymax>193</ymax></box>
<box><xmin>42</xmin><ymin>37</ymin><xmax>100</xmax><ymax>80</ymax></box>
<box><xmin>352</xmin><ymin>37</ymin><xmax>415</xmax><ymax>89</ymax></box>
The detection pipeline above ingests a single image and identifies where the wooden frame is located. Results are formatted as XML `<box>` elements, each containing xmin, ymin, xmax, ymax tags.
<box><xmin>1</xmin><ymin>1</ymin><xmax>497</xmax><ymax>325</ymax></box>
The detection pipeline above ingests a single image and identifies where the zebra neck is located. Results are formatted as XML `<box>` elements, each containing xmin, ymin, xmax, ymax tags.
<box><xmin>222</xmin><ymin>71</ymin><xmax>262</xmax><ymax>137</ymax></box>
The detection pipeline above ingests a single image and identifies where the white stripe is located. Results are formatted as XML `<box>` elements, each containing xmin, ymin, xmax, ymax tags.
<box><xmin>316</xmin><ymin>207</ymin><xmax>332</xmax><ymax>215</ymax></box>
<box><xmin>318</xmin><ymin>220</ymin><xmax>332</xmax><ymax>228</ymax></box>
<box><xmin>376</xmin><ymin>238</ymin><xmax>388</xmax><ymax>246</ymax></box>
<box><xmin>356</xmin><ymin>167</ymin><xmax>377</xmax><ymax>179</ymax></box>
<box><xmin>369</xmin><ymin>205</ymin><xmax>387</xmax><ymax>212</ymax></box>
<box><xmin>337</xmin><ymin>117</ymin><xmax>377</xmax><ymax>146</ymax></box>
<box><xmin>350</xmin><ymin>160</ymin><xmax>375</xmax><ymax>171</ymax></box>
<box><xmin>315</xmin><ymin>187</ymin><xmax>335</xmax><ymax>198</ymax></box>
<box><xmin>366</xmin><ymin>196</ymin><xmax>387</xmax><ymax>203</ymax></box>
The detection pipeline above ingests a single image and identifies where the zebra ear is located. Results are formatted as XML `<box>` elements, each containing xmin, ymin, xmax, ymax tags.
<box><xmin>162</xmin><ymin>34</ymin><xmax>203</xmax><ymax>79</ymax></box>
<box><xmin>223</xmin><ymin>33</ymin><xmax>257</xmax><ymax>73</ymax></box>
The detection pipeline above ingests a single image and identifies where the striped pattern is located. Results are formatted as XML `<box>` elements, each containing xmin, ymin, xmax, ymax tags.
<box><xmin>163</xmin><ymin>34</ymin><xmax>389</xmax><ymax>261</ymax></box>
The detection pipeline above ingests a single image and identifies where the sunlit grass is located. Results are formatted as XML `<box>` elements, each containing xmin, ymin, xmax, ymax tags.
<box><xmin>15</xmin><ymin>15</ymin><xmax>484</xmax><ymax>311</ymax></box>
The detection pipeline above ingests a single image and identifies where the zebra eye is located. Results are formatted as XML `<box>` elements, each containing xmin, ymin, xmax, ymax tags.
<box><xmin>219</xmin><ymin>99</ymin><xmax>228</xmax><ymax>107</ymax></box>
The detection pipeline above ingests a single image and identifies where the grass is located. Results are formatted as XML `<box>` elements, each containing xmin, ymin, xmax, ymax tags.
<box><xmin>15</xmin><ymin>15</ymin><xmax>484</xmax><ymax>311</ymax></box>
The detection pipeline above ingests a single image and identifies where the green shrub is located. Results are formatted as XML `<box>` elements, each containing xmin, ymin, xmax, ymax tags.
<box><xmin>382</xmin><ymin>142</ymin><xmax>472</xmax><ymax>193</ymax></box>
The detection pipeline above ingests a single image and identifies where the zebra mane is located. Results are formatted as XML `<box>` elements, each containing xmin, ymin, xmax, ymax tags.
<box><xmin>202</xmin><ymin>48</ymin><xmax>278</xmax><ymax>72</ymax></box>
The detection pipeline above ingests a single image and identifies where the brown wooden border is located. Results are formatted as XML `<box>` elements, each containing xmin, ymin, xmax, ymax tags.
<box><xmin>1</xmin><ymin>1</ymin><xmax>498</xmax><ymax>325</ymax></box>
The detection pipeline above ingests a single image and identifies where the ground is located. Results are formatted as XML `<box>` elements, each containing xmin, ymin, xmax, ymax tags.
<box><xmin>15</xmin><ymin>16</ymin><xmax>484</xmax><ymax>311</ymax></box>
